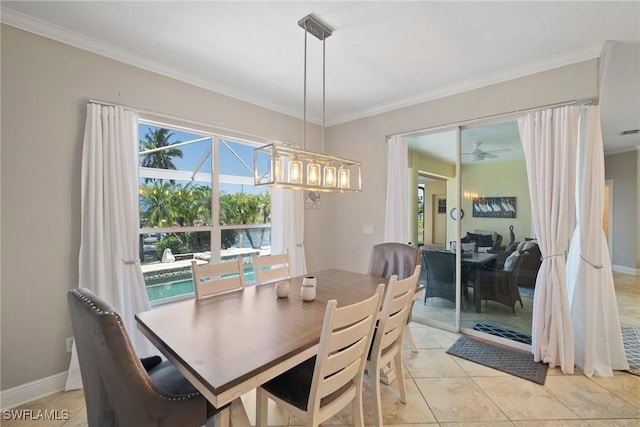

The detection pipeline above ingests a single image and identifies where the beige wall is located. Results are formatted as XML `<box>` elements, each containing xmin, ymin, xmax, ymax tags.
<box><xmin>408</xmin><ymin>149</ymin><xmax>455</xmax><ymax>245</ymax></box>
<box><xmin>460</xmin><ymin>159</ymin><xmax>532</xmax><ymax>243</ymax></box>
<box><xmin>604</xmin><ymin>150</ymin><xmax>640</xmax><ymax>271</ymax></box>
<box><xmin>320</xmin><ymin>60</ymin><xmax>599</xmax><ymax>275</ymax></box>
<box><xmin>0</xmin><ymin>25</ymin><xmax>319</xmax><ymax>390</ymax></box>
<box><xmin>1</xmin><ymin>22</ymin><xmax>602</xmax><ymax>391</ymax></box>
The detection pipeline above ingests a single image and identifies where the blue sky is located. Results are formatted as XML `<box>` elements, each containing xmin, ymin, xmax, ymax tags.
<box><xmin>139</xmin><ymin>123</ymin><xmax>268</xmax><ymax>195</ymax></box>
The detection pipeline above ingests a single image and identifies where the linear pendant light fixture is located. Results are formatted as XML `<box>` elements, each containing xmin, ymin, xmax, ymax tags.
<box><xmin>253</xmin><ymin>14</ymin><xmax>362</xmax><ymax>193</ymax></box>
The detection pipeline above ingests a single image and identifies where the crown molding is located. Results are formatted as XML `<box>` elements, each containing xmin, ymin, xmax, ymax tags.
<box><xmin>604</xmin><ymin>144</ymin><xmax>640</xmax><ymax>156</ymax></box>
<box><xmin>2</xmin><ymin>7</ymin><xmax>603</xmax><ymax>128</ymax></box>
<box><xmin>327</xmin><ymin>43</ymin><xmax>604</xmax><ymax>126</ymax></box>
<box><xmin>0</xmin><ymin>7</ymin><xmax>304</xmax><ymax>121</ymax></box>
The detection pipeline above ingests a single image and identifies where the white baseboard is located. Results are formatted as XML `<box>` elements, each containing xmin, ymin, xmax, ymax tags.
<box><xmin>0</xmin><ymin>371</ymin><xmax>68</xmax><ymax>410</ymax></box>
<box><xmin>612</xmin><ymin>264</ymin><xmax>640</xmax><ymax>276</ymax></box>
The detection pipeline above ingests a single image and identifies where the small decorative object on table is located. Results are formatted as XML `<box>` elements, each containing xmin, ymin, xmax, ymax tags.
<box><xmin>301</xmin><ymin>276</ymin><xmax>317</xmax><ymax>301</ymax></box>
<box><xmin>275</xmin><ymin>281</ymin><xmax>290</xmax><ymax>298</ymax></box>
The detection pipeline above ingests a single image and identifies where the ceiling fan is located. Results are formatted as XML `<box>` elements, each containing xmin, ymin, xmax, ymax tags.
<box><xmin>462</xmin><ymin>141</ymin><xmax>510</xmax><ymax>161</ymax></box>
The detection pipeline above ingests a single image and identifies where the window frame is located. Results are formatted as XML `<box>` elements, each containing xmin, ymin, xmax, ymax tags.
<box><xmin>137</xmin><ymin>116</ymin><xmax>274</xmax><ymax>306</ymax></box>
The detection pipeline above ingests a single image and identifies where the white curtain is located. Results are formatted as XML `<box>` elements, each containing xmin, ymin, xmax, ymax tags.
<box><xmin>271</xmin><ymin>188</ymin><xmax>307</xmax><ymax>276</ymax></box>
<box><xmin>566</xmin><ymin>105</ymin><xmax>629</xmax><ymax>377</ymax></box>
<box><xmin>518</xmin><ymin>106</ymin><xmax>578</xmax><ymax>374</ymax></box>
<box><xmin>66</xmin><ymin>103</ymin><xmax>154</xmax><ymax>390</ymax></box>
<box><xmin>384</xmin><ymin>135</ymin><xmax>409</xmax><ymax>243</ymax></box>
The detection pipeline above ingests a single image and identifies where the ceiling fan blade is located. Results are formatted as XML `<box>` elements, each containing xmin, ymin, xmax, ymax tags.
<box><xmin>484</xmin><ymin>148</ymin><xmax>511</xmax><ymax>154</ymax></box>
<box><xmin>483</xmin><ymin>153</ymin><xmax>498</xmax><ymax>159</ymax></box>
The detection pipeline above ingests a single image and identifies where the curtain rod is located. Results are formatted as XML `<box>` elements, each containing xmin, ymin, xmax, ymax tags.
<box><xmin>87</xmin><ymin>98</ymin><xmax>282</xmax><ymax>145</ymax></box>
<box><xmin>394</xmin><ymin>97</ymin><xmax>596</xmax><ymax>139</ymax></box>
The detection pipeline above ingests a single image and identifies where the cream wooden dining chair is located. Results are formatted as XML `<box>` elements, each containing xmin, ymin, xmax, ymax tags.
<box><xmin>191</xmin><ymin>258</ymin><xmax>245</xmax><ymax>300</ymax></box>
<box><xmin>256</xmin><ymin>284</ymin><xmax>385</xmax><ymax>427</ymax></box>
<box><xmin>367</xmin><ymin>242</ymin><xmax>421</xmax><ymax>353</ymax></box>
<box><xmin>252</xmin><ymin>250</ymin><xmax>291</xmax><ymax>284</ymax></box>
<box><xmin>367</xmin><ymin>265</ymin><xmax>420</xmax><ymax>427</ymax></box>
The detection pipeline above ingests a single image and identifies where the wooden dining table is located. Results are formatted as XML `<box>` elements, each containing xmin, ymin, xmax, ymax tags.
<box><xmin>135</xmin><ymin>268</ymin><xmax>386</xmax><ymax>419</ymax></box>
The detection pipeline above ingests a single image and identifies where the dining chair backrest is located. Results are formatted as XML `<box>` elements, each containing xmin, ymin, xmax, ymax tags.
<box><xmin>367</xmin><ymin>242</ymin><xmax>419</xmax><ymax>280</ymax></box>
<box><xmin>371</xmin><ymin>266</ymin><xmax>420</xmax><ymax>360</ymax></box>
<box><xmin>252</xmin><ymin>250</ymin><xmax>291</xmax><ymax>284</ymax></box>
<box><xmin>256</xmin><ymin>283</ymin><xmax>385</xmax><ymax>427</ymax></box>
<box><xmin>422</xmin><ymin>250</ymin><xmax>456</xmax><ymax>303</ymax></box>
<box><xmin>368</xmin><ymin>266</ymin><xmax>420</xmax><ymax>427</ymax></box>
<box><xmin>368</xmin><ymin>241</ymin><xmax>421</xmax><ymax>354</ymax></box>
<box><xmin>309</xmin><ymin>284</ymin><xmax>384</xmax><ymax>420</ymax></box>
<box><xmin>191</xmin><ymin>257</ymin><xmax>245</xmax><ymax>300</ymax></box>
<box><xmin>67</xmin><ymin>287</ymin><xmax>213</xmax><ymax>427</ymax></box>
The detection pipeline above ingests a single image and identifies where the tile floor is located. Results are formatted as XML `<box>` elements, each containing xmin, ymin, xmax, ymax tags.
<box><xmin>4</xmin><ymin>274</ymin><xmax>639</xmax><ymax>427</ymax></box>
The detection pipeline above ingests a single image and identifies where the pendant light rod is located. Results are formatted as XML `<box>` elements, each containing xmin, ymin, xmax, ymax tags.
<box><xmin>299</xmin><ymin>14</ymin><xmax>332</xmax><ymax>152</ymax></box>
<box><xmin>322</xmin><ymin>37</ymin><xmax>326</xmax><ymax>154</ymax></box>
<box><xmin>303</xmin><ymin>26</ymin><xmax>307</xmax><ymax>150</ymax></box>
<box><xmin>252</xmin><ymin>14</ymin><xmax>361</xmax><ymax>193</ymax></box>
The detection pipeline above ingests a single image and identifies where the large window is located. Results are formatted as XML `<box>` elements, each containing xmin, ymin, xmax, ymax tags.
<box><xmin>138</xmin><ymin>121</ymin><xmax>271</xmax><ymax>304</ymax></box>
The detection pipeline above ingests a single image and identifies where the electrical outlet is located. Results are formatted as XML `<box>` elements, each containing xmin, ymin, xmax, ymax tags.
<box><xmin>66</xmin><ymin>337</ymin><xmax>74</xmax><ymax>353</ymax></box>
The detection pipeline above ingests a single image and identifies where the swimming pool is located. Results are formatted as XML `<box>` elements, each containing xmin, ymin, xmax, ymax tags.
<box><xmin>146</xmin><ymin>271</ymin><xmax>257</xmax><ymax>302</ymax></box>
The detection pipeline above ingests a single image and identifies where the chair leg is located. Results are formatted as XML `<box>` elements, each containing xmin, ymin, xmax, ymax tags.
<box><xmin>372</xmin><ymin>362</ymin><xmax>383</xmax><ymax>427</ymax></box>
<box><xmin>229</xmin><ymin>398</ymin><xmax>251</xmax><ymax>427</ymax></box>
<box><xmin>404</xmin><ymin>325</ymin><xmax>418</xmax><ymax>353</ymax></box>
<box><xmin>206</xmin><ymin>407</ymin><xmax>230</xmax><ymax>427</ymax></box>
<box><xmin>255</xmin><ymin>388</ymin><xmax>268</xmax><ymax>427</ymax></box>
<box><xmin>394</xmin><ymin>351</ymin><xmax>407</xmax><ymax>404</ymax></box>
<box><xmin>352</xmin><ymin>384</ymin><xmax>365</xmax><ymax>427</ymax></box>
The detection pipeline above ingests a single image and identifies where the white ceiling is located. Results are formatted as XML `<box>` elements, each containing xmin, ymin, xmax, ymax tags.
<box><xmin>408</xmin><ymin>121</ymin><xmax>524</xmax><ymax>165</ymax></box>
<box><xmin>2</xmin><ymin>1</ymin><xmax>639</xmax><ymax>154</ymax></box>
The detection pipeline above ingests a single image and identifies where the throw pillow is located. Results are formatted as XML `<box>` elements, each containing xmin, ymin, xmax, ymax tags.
<box><xmin>478</xmin><ymin>234</ymin><xmax>493</xmax><ymax>247</ymax></box>
<box><xmin>503</xmin><ymin>250</ymin><xmax>520</xmax><ymax>271</ymax></box>
<box><xmin>461</xmin><ymin>242</ymin><xmax>476</xmax><ymax>253</ymax></box>
<box><xmin>465</xmin><ymin>232</ymin><xmax>493</xmax><ymax>247</ymax></box>
<box><xmin>504</xmin><ymin>241</ymin><xmax>519</xmax><ymax>254</ymax></box>
<box><xmin>523</xmin><ymin>240</ymin><xmax>538</xmax><ymax>251</ymax></box>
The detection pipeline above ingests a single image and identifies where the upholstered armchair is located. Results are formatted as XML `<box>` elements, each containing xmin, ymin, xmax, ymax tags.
<box><xmin>512</xmin><ymin>243</ymin><xmax>542</xmax><ymax>289</ymax></box>
<box><xmin>476</xmin><ymin>265</ymin><xmax>523</xmax><ymax>313</ymax></box>
<box><xmin>68</xmin><ymin>288</ymin><xmax>229</xmax><ymax>427</ymax></box>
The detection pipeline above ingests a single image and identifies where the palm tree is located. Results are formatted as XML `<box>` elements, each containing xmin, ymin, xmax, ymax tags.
<box><xmin>219</xmin><ymin>192</ymin><xmax>263</xmax><ymax>248</ymax></box>
<box><xmin>139</xmin><ymin>181</ymin><xmax>174</xmax><ymax>227</ymax></box>
<box><xmin>140</xmin><ymin>128</ymin><xmax>183</xmax><ymax>183</ymax></box>
<box><xmin>172</xmin><ymin>184</ymin><xmax>211</xmax><ymax>227</ymax></box>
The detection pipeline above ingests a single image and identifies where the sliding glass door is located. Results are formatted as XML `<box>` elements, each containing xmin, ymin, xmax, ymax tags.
<box><xmin>407</xmin><ymin>119</ymin><xmax>536</xmax><ymax>348</ymax></box>
<box><xmin>459</xmin><ymin>122</ymin><xmax>534</xmax><ymax>346</ymax></box>
<box><xmin>407</xmin><ymin>129</ymin><xmax>459</xmax><ymax>332</ymax></box>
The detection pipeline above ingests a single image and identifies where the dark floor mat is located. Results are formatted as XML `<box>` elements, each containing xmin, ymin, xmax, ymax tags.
<box><xmin>447</xmin><ymin>335</ymin><xmax>548</xmax><ymax>385</ymax></box>
<box><xmin>473</xmin><ymin>323</ymin><xmax>532</xmax><ymax>345</ymax></box>
<box><xmin>621</xmin><ymin>324</ymin><xmax>640</xmax><ymax>376</ymax></box>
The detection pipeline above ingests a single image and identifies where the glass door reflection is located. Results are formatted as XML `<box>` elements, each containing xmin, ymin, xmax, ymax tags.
<box><xmin>407</xmin><ymin>129</ymin><xmax>458</xmax><ymax>331</ymax></box>
<box><xmin>459</xmin><ymin>122</ymin><xmax>534</xmax><ymax>346</ymax></box>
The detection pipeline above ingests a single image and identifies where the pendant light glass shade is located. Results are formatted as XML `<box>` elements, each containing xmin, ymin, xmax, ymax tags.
<box><xmin>339</xmin><ymin>165</ymin><xmax>351</xmax><ymax>189</ymax></box>
<box><xmin>307</xmin><ymin>161</ymin><xmax>321</xmax><ymax>186</ymax></box>
<box><xmin>289</xmin><ymin>159</ymin><xmax>303</xmax><ymax>184</ymax></box>
<box><xmin>323</xmin><ymin>165</ymin><xmax>337</xmax><ymax>187</ymax></box>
